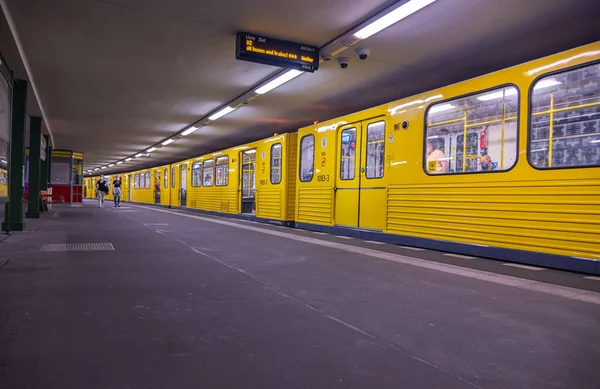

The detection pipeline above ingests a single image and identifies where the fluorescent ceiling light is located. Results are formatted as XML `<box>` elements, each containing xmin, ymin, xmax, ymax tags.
<box><xmin>534</xmin><ymin>78</ymin><xmax>561</xmax><ymax>90</ymax></box>
<box><xmin>94</xmin><ymin>168</ymin><xmax>100</xmax><ymax>171</ymax></box>
<box><xmin>429</xmin><ymin>103</ymin><xmax>455</xmax><ymax>114</ymax></box>
<box><xmin>354</xmin><ymin>0</ymin><xmax>437</xmax><ymax>39</ymax></box>
<box><xmin>125</xmin><ymin>158</ymin><xmax>132</xmax><ymax>162</ymax></box>
<box><xmin>108</xmin><ymin>164</ymin><xmax>115</xmax><ymax>167</ymax></box>
<box><xmin>182</xmin><ymin>126</ymin><xmax>199</xmax><ymax>136</ymax></box>
<box><xmin>116</xmin><ymin>161</ymin><xmax>123</xmax><ymax>165</ymax></box>
<box><xmin>590</xmin><ymin>139</ymin><xmax>600</xmax><ymax>144</ymax></box>
<box><xmin>162</xmin><ymin>139</ymin><xmax>175</xmax><ymax>146</ymax></box>
<box><xmin>0</xmin><ymin>159</ymin><xmax>6</xmax><ymax>164</ymax></box>
<box><xmin>147</xmin><ymin>147</ymin><xmax>157</xmax><ymax>153</ymax></box>
<box><xmin>208</xmin><ymin>106</ymin><xmax>236</xmax><ymax>121</ymax></box>
<box><xmin>135</xmin><ymin>153</ymin><xmax>143</xmax><ymax>158</ymax></box>
<box><xmin>255</xmin><ymin>70</ymin><xmax>303</xmax><ymax>95</ymax></box>
<box><xmin>477</xmin><ymin>88</ymin><xmax>518</xmax><ymax>101</ymax></box>
<box><xmin>101</xmin><ymin>166</ymin><xmax>107</xmax><ymax>169</ymax></box>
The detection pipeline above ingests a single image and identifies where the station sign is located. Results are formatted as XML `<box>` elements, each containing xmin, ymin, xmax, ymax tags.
<box><xmin>235</xmin><ymin>32</ymin><xmax>319</xmax><ymax>73</ymax></box>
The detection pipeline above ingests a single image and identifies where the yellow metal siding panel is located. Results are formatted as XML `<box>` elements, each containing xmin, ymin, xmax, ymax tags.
<box><xmin>386</xmin><ymin>178</ymin><xmax>600</xmax><ymax>260</ymax></box>
<box><xmin>285</xmin><ymin>134</ymin><xmax>298</xmax><ymax>221</ymax></box>
<box><xmin>257</xmin><ymin>188</ymin><xmax>283</xmax><ymax>219</ymax></box>
<box><xmin>297</xmin><ymin>187</ymin><xmax>334</xmax><ymax>225</ymax></box>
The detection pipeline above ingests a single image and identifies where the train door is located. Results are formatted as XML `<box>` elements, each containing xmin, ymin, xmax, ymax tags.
<box><xmin>334</xmin><ymin>119</ymin><xmax>386</xmax><ymax>230</ymax></box>
<box><xmin>240</xmin><ymin>149</ymin><xmax>256</xmax><ymax>214</ymax></box>
<box><xmin>180</xmin><ymin>164</ymin><xmax>187</xmax><ymax>207</ymax></box>
<box><xmin>154</xmin><ymin>170</ymin><xmax>161</xmax><ymax>204</ymax></box>
<box><xmin>128</xmin><ymin>175</ymin><xmax>132</xmax><ymax>201</ymax></box>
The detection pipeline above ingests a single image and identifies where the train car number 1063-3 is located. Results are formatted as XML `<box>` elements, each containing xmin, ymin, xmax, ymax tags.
<box><xmin>317</xmin><ymin>174</ymin><xmax>330</xmax><ymax>182</ymax></box>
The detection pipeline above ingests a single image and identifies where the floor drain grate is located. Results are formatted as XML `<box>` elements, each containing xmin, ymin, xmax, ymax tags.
<box><xmin>40</xmin><ymin>243</ymin><xmax>115</xmax><ymax>252</ymax></box>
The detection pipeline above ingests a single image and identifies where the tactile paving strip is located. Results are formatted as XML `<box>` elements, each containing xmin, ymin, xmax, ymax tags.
<box><xmin>39</xmin><ymin>243</ymin><xmax>115</xmax><ymax>252</ymax></box>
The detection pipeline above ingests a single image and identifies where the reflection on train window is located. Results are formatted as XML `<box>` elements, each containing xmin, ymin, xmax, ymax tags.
<box><xmin>171</xmin><ymin>167</ymin><xmax>176</xmax><ymax>188</ymax></box>
<box><xmin>271</xmin><ymin>143</ymin><xmax>282</xmax><ymax>184</ymax></box>
<box><xmin>192</xmin><ymin>162</ymin><xmax>201</xmax><ymax>187</ymax></box>
<box><xmin>216</xmin><ymin>156</ymin><xmax>229</xmax><ymax>186</ymax></box>
<box><xmin>530</xmin><ymin>63</ymin><xmax>600</xmax><ymax>169</ymax></box>
<box><xmin>425</xmin><ymin>86</ymin><xmax>519</xmax><ymax>174</ymax></box>
<box><xmin>299</xmin><ymin>135</ymin><xmax>314</xmax><ymax>182</ymax></box>
<box><xmin>140</xmin><ymin>172</ymin><xmax>146</xmax><ymax>189</ymax></box>
<box><xmin>340</xmin><ymin>128</ymin><xmax>356</xmax><ymax>180</ymax></box>
<box><xmin>164</xmin><ymin>168</ymin><xmax>168</xmax><ymax>189</ymax></box>
<box><xmin>366</xmin><ymin>122</ymin><xmax>385</xmax><ymax>178</ymax></box>
<box><xmin>145</xmin><ymin>172</ymin><xmax>151</xmax><ymax>189</ymax></box>
<box><xmin>203</xmin><ymin>159</ymin><xmax>214</xmax><ymax>187</ymax></box>
<box><xmin>134</xmin><ymin>173</ymin><xmax>139</xmax><ymax>189</ymax></box>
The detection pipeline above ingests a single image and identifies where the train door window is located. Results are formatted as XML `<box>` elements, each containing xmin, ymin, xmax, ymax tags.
<box><xmin>299</xmin><ymin>135</ymin><xmax>314</xmax><ymax>182</ymax></box>
<box><xmin>340</xmin><ymin>128</ymin><xmax>357</xmax><ymax>180</ymax></box>
<box><xmin>425</xmin><ymin>85</ymin><xmax>519</xmax><ymax>174</ymax></box>
<box><xmin>270</xmin><ymin>144</ymin><xmax>282</xmax><ymax>184</ymax></box>
<box><xmin>164</xmin><ymin>168</ymin><xmax>168</xmax><ymax>188</ymax></box>
<box><xmin>134</xmin><ymin>173</ymin><xmax>139</xmax><ymax>189</ymax></box>
<box><xmin>203</xmin><ymin>159</ymin><xmax>214</xmax><ymax>186</ymax></box>
<box><xmin>192</xmin><ymin>162</ymin><xmax>201</xmax><ymax>187</ymax></box>
<box><xmin>145</xmin><ymin>172</ymin><xmax>151</xmax><ymax>189</ymax></box>
<box><xmin>365</xmin><ymin>122</ymin><xmax>385</xmax><ymax>178</ymax></box>
<box><xmin>216</xmin><ymin>156</ymin><xmax>229</xmax><ymax>186</ymax></box>
<box><xmin>171</xmin><ymin>166</ymin><xmax>176</xmax><ymax>188</ymax></box>
<box><xmin>529</xmin><ymin>63</ymin><xmax>600</xmax><ymax>169</ymax></box>
<box><xmin>141</xmin><ymin>173</ymin><xmax>146</xmax><ymax>189</ymax></box>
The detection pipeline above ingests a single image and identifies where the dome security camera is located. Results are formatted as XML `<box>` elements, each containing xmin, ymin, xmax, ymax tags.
<box><xmin>337</xmin><ymin>57</ymin><xmax>349</xmax><ymax>69</ymax></box>
<box><xmin>356</xmin><ymin>48</ymin><xmax>370</xmax><ymax>60</ymax></box>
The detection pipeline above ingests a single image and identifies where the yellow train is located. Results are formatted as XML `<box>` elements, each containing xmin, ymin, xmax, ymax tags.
<box><xmin>85</xmin><ymin>42</ymin><xmax>600</xmax><ymax>274</ymax></box>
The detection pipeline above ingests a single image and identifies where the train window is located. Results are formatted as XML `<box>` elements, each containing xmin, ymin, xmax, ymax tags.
<box><xmin>340</xmin><ymin>128</ymin><xmax>356</xmax><ymax>180</ymax></box>
<box><xmin>203</xmin><ymin>159</ymin><xmax>214</xmax><ymax>186</ymax></box>
<box><xmin>134</xmin><ymin>173</ymin><xmax>139</xmax><ymax>189</ymax></box>
<box><xmin>155</xmin><ymin>170</ymin><xmax>161</xmax><ymax>190</ymax></box>
<box><xmin>216</xmin><ymin>156</ymin><xmax>229</xmax><ymax>186</ymax></box>
<box><xmin>145</xmin><ymin>172</ymin><xmax>151</xmax><ymax>189</ymax></box>
<box><xmin>171</xmin><ymin>166</ymin><xmax>176</xmax><ymax>188</ymax></box>
<box><xmin>425</xmin><ymin>86</ymin><xmax>519</xmax><ymax>174</ymax></box>
<box><xmin>270</xmin><ymin>144</ymin><xmax>282</xmax><ymax>184</ymax></box>
<box><xmin>163</xmin><ymin>168</ymin><xmax>168</xmax><ymax>189</ymax></box>
<box><xmin>366</xmin><ymin>122</ymin><xmax>385</xmax><ymax>179</ymax></box>
<box><xmin>140</xmin><ymin>173</ymin><xmax>145</xmax><ymax>189</ymax></box>
<box><xmin>192</xmin><ymin>163</ymin><xmax>201</xmax><ymax>187</ymax></box>
<box><xmin>299</xmin><ymin>135</ymin><xmax>314</xmax><ymax>182</ymax></box>
<box><xmin>529</xmin><ymin>63</ymin><xmax>600</xmax><ymax>169</ymax></box>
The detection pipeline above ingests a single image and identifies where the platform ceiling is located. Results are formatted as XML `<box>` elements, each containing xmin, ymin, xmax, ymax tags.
<box><xmin>2</xmin><ymin>0</ymin><xmax>599</xmax><ymax>172</ymax></box>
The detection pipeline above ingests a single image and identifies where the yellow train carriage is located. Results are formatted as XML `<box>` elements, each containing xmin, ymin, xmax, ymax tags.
<box><xmin>0</xmin><ymin>167</ymin><xmax>8</xmax><ymax>198</ymax></box>
<box><xmin>83</xmin><ymin>176</ymin><xmax>96</xmax><ymax>199</ymax></box>
<box><xmin>181</xmin><ymin>133</ymin><xmax>297</xmax><ymax>224</ymax></box>
<box><xmin>296</xmin><ymin>42</ymin><xmax>600</xmax><ymax>274</ymax></box>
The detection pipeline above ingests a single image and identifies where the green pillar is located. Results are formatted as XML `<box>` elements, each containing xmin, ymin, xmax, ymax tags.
<box><xmin>26</xmin><ymin>117</ymin><xmax>42</xmax><ymax>218</ymax></box>
<box><xmin>2</xmin><ymin>79</ymin><xmax>28</xmax><ymax>232</ymax></box>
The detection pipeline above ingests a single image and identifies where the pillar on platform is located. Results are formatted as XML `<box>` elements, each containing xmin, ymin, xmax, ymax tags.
<box><xmin>25</xmin><ymin>116</ymin><xmax>42</xmax><ymax>218</ymax></box>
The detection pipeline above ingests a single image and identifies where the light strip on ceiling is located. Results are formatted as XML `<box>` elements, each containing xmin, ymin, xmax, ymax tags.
<box><xmin>255</xmin><ymin>70</ymin><xmax>303</xmax><ymax>95</ymax></box>
<box><xmin>208</xmin><ymin>106</ymin><xmax>236</xmax><ymax>121</ymax></box>
<box><xmin>181</xmin><ymin>126</ymin><xmax>199</xmax><ymax>136</ymax></box>
<box><xmin>116</xmin><ymin>161</ymin><xmax>123</xmax><ymax>165</ymax></box>
<box><xmin>162</xmin><ymin>139</ymin><xmax>175</xmax><ymax>146</ymax></box>
<box><xmin>94</xmin><ymin>168</ymin><xmax>100</xmax><ymax>171</ymax></box>
<box><xmin>354</xmin><ymin>0</ymin><xmax>437</xmax><ymax>39</ymax></box>
<box><xmin>135</xmin><ymin>153</ymin><xmax>143</xmax><ymax>158</ymax></box>
<box><xmin>108</xmin><ymin>164</ymin><xmax>115</xmax><ymax>167</ymax></box>
<box><xmin>125</xmin><ymin>158</ymin><xmax>133</xmax><ymax>162</ymax></box>
<box><xmin>101</xmin><ymin>166</ymin><xmax>107</xmax><ymax>169</ymax></box>
<box><xmin>147</xmin><ymin>147</ymin><xmax>157</xmax><ymax>153</ymax></box>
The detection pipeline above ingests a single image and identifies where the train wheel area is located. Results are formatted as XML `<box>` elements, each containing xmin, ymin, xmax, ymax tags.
<box><xmin>1</xmin><ymin>201</ymin><xmax>599</xmax><ymax>389</ymax></box>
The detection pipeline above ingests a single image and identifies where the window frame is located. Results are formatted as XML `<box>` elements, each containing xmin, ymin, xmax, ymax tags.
<box><xmin>216</xmin><ymin>156</ymin><xmax>229</xmax><ymax>187</ymax></box>
<box><xmin>191</xmin><ymin>162</ymin><xmax>202</xmax><ymax>187</ymax></box>
<box><xmin>423</xmin><ymin>83</ymin><xmax>521</xmax><ymax>176</ymax></box>
<box><xmin>299</xmin><ymin>134</ymin><xmax>315</xmax><ymax>183</ymax></box>
<box><xmin>202</xmin><ymin>159</ymin><xmax>215</xmax><ymax>187</ymax></box>
<box><xmin>365</xmin><ymin>121</ymin><xmax>386</xmax><ymax>179</ymax></box>
<box><xmin>527</xmin><ymin>60</ymin><xmax>600</xmax><ymax>171</ymax></box>
<box><xmin>339</xmin><ymin>127</ymin><xmax>357</xmax><ymax>181</ymax></box>
<box><xmin>270</xmin><ymin>143</ymin><xmax>282</xmax><ymax>185</ymax></box>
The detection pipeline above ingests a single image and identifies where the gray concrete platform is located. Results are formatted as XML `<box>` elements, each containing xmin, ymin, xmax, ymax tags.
<box><xmin>1</xmin><ymin>203</ymin><xmax>599</xmax><ymax>389</ymax></box>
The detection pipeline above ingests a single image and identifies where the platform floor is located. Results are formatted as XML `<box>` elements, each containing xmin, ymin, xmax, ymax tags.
<box><xmin>1</xmin><ymin>202</ymin><xmax>599</xmax><ymax>389</ymax></box>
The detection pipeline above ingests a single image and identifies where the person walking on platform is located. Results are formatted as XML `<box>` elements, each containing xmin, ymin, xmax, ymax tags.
<box><xmin>96</xmin><ymin>176</ymin><xmax>108</xmax><ymax>207</ymax></box>
<box><xmin>113</xmin><ymin>176</ymin><xmax>122</xmax><ymax>207</ymax></box>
